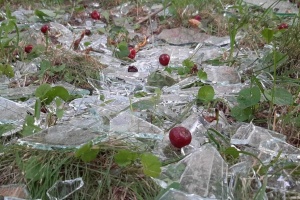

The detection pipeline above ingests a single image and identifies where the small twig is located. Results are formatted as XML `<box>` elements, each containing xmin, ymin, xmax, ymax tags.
<box><xmin>137</xmin><ymin>2</ymin><xmax>172</xmax><ymax>24</ymax></box>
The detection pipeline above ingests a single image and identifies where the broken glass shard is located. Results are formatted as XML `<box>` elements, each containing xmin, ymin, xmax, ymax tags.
<box><xmin>161</xmin><ymin>144</ymin><xmax>228</xmax><ymax>199</ymax></box>
<box><xmin>0</xmin><ymin>85</ymin><xmax>37</xmax><ymax>100</ymax></box>
<box><xmin>179</xmin><ymin>144</ymin><xmax>228</xmax><ymax>198</ymax></box>
<box><xmin>259</xmin><ymin>139</ymin><xmax>300</xmax><ymax>162</ymax></box>
<box><xmin>243</xmin><ymin>0</ymin><xmax>299</xmax><ymax>14</ymax></box>
<box><xmin>46</xmin><ymin>177</ymin><xmax>84</xmax><ymax>200</ymax></box>
<box><xmin>110</xmin><ymin>110</ymin><xmax>164</xmax><ymax>140</ymax></box>
<box><xmin>162</xmin><ymin>76</ymin><xmax>198</xmax><ymax>94</ymax></box>
<box><xmin>17</xmin><ymin>117</ymin><xmax>107</xmax><ymax>150</ymax></box>
<box><xmin>0</xmin><ymin>184</ymin><xmax>30</xmax><ymax>199</ymax></box>
<box><xmin>203</xmin><ymin>65</ymin><xmax>241</xmax><ymax>84</ymax></box>
<box><xmin>0</xmin><ymin>97</ymin><xmax>33</xmax><ymax>136</ymax></box>
<box><xmin>157</xmin><ymin>27</ymin><xmax>210</xmax><ymax>46</ymax></box>
<box><xmin>231</xmin><ymin>123</ymin><xmax>286</xmax><ymax>147</ymax></box>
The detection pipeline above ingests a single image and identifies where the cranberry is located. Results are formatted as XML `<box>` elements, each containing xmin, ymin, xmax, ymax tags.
<box><xmin>24</xmin><ymin>45</ymin><xmax>33</xmax><ymax>53</ymax></box>
<box><xmin>193</xmin><ymin>15</ymin><xmax>201</xmax><ymax>21</ymax></box>
<box><xmin>84</xmin><ymin>29</ymin><xmax>92</xmax><ymax>36</ymax></box>
<box><xmin>169</xmin><ymin>126</ymin><xmax>192</xmax><ymax>148</ymax></box>
<box><xmin>159</xmin><ymin>53</ymin><xmax>170</xmax><ymax>66</ymax></box>
<box><xmin>278</xmin><ymin>23</ymin><xmax>288</xmax><ymax>30</ymax></box>
<box><xmin>128</xmin><ymin>66</ymin><xmax>138</xmax><ymax>72</ymax></box>
<box><xmin>90</xmin><ymin>10</ymin><xmax>100</xmax><ymax>20</ymax></box>
<box><xmin>41</xmin><ymin>24</ymin><xmax>50</xmax><ymax>34</ymax></box>
<box><xmin>128</xmin><ymin>47</ymin><xmax>136</xmax><ymax>59</ymax></box>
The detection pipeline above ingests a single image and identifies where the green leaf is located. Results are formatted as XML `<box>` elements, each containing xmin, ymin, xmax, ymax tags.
<box><xmin>231</xmin><ymin>106</ymin><xmax>252</xmax><ymax>122</ymax></box>
<box><xmin>294</xmin><ymin>116</ymin><xmax>300</xmax><ymax>128</ymax></box>
<box><xmin>114</xmin><ymin>41</ymin><xmax>129</xmax><ymax>59</ymax></box>
<box><xmin>114</xmin><ymin>149</ymin><xmax>138</xmax><ymax>167</ymax></box>
<box><xmin>177</xmin><ymin>67</ymin><xmax>190</xmax><ymax>75</ymax></box>
<box><xmin>5</xmin><ymin>5</ymin><xmax>16</xmax><ymax>20</ymax></box>
<box><xmin>52</xmin><ymin>64</ymin><xmax>65</xmax><ymax>72</ymax></box>
<box><xmin>140</xmin><ymin>153</ymin><xmax>161</xmax><ymax>178</ymax></box>
<box><xmin>223</xmin><ymin>147</ymin><xmax>239</xmax><ymax>159</ymax></box>
<box><xmin>262</xmin><ymin>50</ymin><xmax>287</xmax><ymax>72</ymax></box>
<box><xmin>84</xmin><ymin>42</ymin><xmax>91</xmax><ymax>46</ymax></box>
<box><xmin>182</xmin><ymin>59</ymin><xmax>194</xmax><ymax>68</ymax></box>
<box><xmin>261</xmin><ymin>28</ymin><xmax>274</xmax><ymax>44</ymax></box>
<box><xmin>0</xmin><ymin>124</ymin><xmax>15</xmax><ymax>136</ymax></box>
<box><xmin>197</xmin><ymin>69</ymin><xmax>207</xmax><ymax>81</ymax></box>
<box><xmin>0</xmin><ymin>64</ymin><xmax>14</xmax><ymax>78</ymax></box>
<box><xmin>2</xmin><ymin>20</ymin><xmax>16</xmax><ymax>34</ymax></box>
<box><xmin>34</xmin><ymin>9</ymin><xmax>51</xmax><ymax>21</ymax></box>
<box><xmin>101</xmin><ymin>10</ymin><xmax>110</xmax><ymax>24</ymax></box>
<box><xmin>23</xmin><ymin>156</ymin><xmax>44</xmax><ymax>181</ymax></box>
<box><xmin>237</xmin><ymin>86</ymin><xmax>261</xmax><ymax>108</ymax></box>
<box><xmin>42</xmin><ymin>86</ymin><xmax>70</xmax><ymax>105</ymax></box>
<box><xmin>75</xmin><ymin>142</ymin><xmax>99</xmax><ymax>162</ymax></box>
<box><xmin>35</xmin><ymin>83</ymin><xmax>51</xmax><ymax>98</ymax></box>
<box><xmin>21</xmin><ymin>115</ymin><xmax>42</xmax><ymax>136</ymax></box>
<box><xmin>264</xmin><ymin>88</ymin><xmax>293</xmax><ymax>105</ymax></box>
<box><xmin>56</xmin><ymin>109</ymin><xmax>64</xmax><ymax>119</ymax></box>
<box><xmin>164</xmin><ymin>66</ymin><xmax>173</xmax><ymax>74</ymax></box>
<box><xmin>197</xmin><ymin>85</ymin><xmax>215</xmax><ymax>102</ymax></box>
<box><xmin>273</xmin><ymin>50</ymin><xmax>288</xmax><ymax>67</ymax></box>
<box><xmin>134</xmin><ymin>91</ymin><xmax>148</xmax><ymax>98</ymax></box>
<box><xmin>55</xmin><ymin>98</ymin><xmax>63</xmax><ymax>107</ymax></box>
<box><xmin>38</xmin><ymin>60</ymin><xmax>52</xmax><ymax>78</ymax></box>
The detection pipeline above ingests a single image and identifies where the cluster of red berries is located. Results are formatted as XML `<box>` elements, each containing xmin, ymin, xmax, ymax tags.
<box><xmin>24</xmin><ymin>24</ymin><xmax>50</xmax><ymax>53</ymax></box>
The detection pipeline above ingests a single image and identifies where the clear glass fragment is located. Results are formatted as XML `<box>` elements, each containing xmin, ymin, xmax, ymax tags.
<box><xmin>46</xmin><ymin>177</ymin><xmax>84</xmax><ymax>200</ymax></box>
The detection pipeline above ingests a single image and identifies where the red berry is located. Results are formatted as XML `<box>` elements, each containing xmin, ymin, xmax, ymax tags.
<box><xmin>128</xmin><ymin>47</ymin><xmax>136</xmax><ymax>59</ymax></box>
<box><xmin>169</xmin><ymin>126</ymin><xmax>192</xmax><ymax>148</ymax></box>
<box><xmin>159</xmin><ymin>53</ymin><xmax>170</xmax><ymax>66</ymax></box>
<box><xmin>90</xmin><ymin>10</ymin><xmax>100</xmax><ymax>20</ymax></box>
<box><xmin>24</xmin><ymin>45</ymin><xmax>33</xmax><ymax>53</ymax></box>
<box><xmin>41</xmin><ymin>24</ymin><xmax>50</xmax><ymax>34</ymax></box>
<box><xmin>193</xmin><ymin>15</ymin><xmax>201</xmax><ymax>21</ymax></box>
<box><xmin>84</xmin><ymin>29</ymin><xmax>92</xmax><ymax>36</ymax></box>
<box><xmin>128</xmin><ymin>66</ymin><xmax>138</xmax><ymax>72</ymax></box>
<box><xmin>278</xmin><ymin>23</ymin><xmax>288</xmax><ymax>30</ymax></box>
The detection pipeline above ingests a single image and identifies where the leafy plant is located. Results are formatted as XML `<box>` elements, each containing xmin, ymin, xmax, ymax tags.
<box><xmin>22</xmin><ymin>84</ymin><xmax>70</xmax><ymax>136</ymax></box>
<box><xmin>197</xmin><ymin>85</ymin><xmax>215</xmax><ymax>103</ymax></box>
<box><xmin>164</xmin><ymin>58</ymin><xmax>197</xmax><ymax>76</ymax></box>
<box><xmin>114</xmin><ymin>149</ymin><xmax>162</xmax><ymax>178</ymax></box>
<box><xmin>0</xmin><ymin>63</ymin><xmax>14</xmax><ymax>78</ymax></box>
<box><xmin>114</xmin><ymin>41</ymin><xmax>130</xmax><ymax>59</ymax></box>
<box><xmin>0</xmin><ymin>5</ymin><xmax>19</xmax><ymax>64</ymax></box>
<box><xmin>75</xmin><ymin>142</ymin><xmax>100</xmax><ymax>162</ymax></box>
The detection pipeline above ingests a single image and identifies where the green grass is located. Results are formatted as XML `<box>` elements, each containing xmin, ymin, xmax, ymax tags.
<box><xmin>0</xmin><ymin>145</ymin><xmax>160</xmax><ymax>199</ymax></box>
